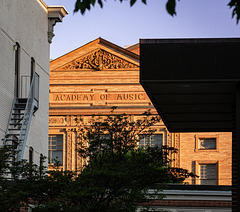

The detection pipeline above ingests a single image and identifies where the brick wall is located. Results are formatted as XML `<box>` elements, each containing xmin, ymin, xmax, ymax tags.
<box><xmin>179</xmin><ymin>132</ymin><xmax>232</xmax><ymax>185</ymax></box>
<box><xmin>49</xmin><ymin>38</ymin><xmax>232</xmax><ymax>186</ymax></box>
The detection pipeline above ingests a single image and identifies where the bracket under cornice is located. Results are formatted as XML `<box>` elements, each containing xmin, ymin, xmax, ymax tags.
<box><xmin>47</xmin><ymin>6</ymin><xmax>68</xmax><ymax>43</ymax></box>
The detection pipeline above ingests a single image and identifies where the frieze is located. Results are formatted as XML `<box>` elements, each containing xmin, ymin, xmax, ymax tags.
<box><xmin>61</xmin><ymin>49</ymin><xmax>139</xmax><ymax>70</ymax></box>
<box><xmin>67</xmin><ymin>132</ymin><xmax>72</xmax><ymax>170</ymax></box>
<box><xmin>52</xmin><ymin>93</ymin><xmax>147</xmax><ymax>102</ymax></box>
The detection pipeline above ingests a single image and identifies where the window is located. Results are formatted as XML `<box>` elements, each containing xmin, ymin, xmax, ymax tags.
<box><xmin>14</xmin><ymin>43</ymin><xmax>20</xmax><ymax>98</ymax></box>
<box><xmin>199</xmin><ymin>164</ymin><xmax>217</xmax><ymax>185</ymax></box>
<box><xmin>139</xmin><ymin>134</ymin><xmax>163</xmax><ymax>148</ymax></box>
<box><xmin>195</xmin><ymin>135</ymin><xmax>218</xmax><ymax>152</ymax></box>
<box><xmin>40</xmin><ymin>153</ymin><xmax>44</xmax><ymax>177</ymax></box>
<box><xmin>88</xmin><ymin>134</ymin><xmax>111</xmax><ymax>151</ymax></box>
<box><xmin>31</xmin><ymin>57</ymin><xmax>35</xmax><ymax>83</ymax></box>
<box><xmin>48</xmin><ymin>135</ymin><xmax>63</xmax><ymax>165</ymax></box>
<box><xmin>198</xmin><ymin>138</ymin><xmax>216</xmax><ymax>150</ymax></box>
<box><xmin>29</xmin><ymin>147</ymin><xmax>33</xmax><ymax>176</ymax></box>
<box><xmin>29</xmin><ymin>147</ymin><xmax>33</xmax><ymax>164</ymax></box>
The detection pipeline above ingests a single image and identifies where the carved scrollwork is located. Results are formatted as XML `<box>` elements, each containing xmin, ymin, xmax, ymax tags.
<box><xmin>175</xmin><ymin>133</ymin><xmax>180</xmax><ymax>168</ymax></box>
<box><xmin>49</xmin><ymin>117</ymin><xmax>66</xmax><ymax>126</ymax></box>
<box><xmin>62</xmin><ymin>49</ymin><xmax>139</xmax><ymax>70</ymax></box>
<box><xmin>67</xmin><ymin>132</ymin><xmax>72</xmax><ymax>170</ymax></box>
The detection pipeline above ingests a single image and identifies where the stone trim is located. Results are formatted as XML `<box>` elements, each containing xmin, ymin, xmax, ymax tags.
<box><xmin>47</xmin><ymin>6</ymin><xmax>68</xmax><ymax>43</ymax></box>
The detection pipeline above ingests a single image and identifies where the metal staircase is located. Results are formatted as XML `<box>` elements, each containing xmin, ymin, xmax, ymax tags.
<box><xmin>3</xmin><ymin>72</ymin><xmax>39</xmax><ymax>164</ymax></box>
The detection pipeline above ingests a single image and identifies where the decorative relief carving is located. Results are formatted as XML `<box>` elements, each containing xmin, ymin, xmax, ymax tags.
<box><xmin>167</xmin><ymin>132</ymin><xmax>172</xmax><ymax>147</ymax></box>
<box><xmin>49</xmin><ymin>117</ymin><xmax>66</xmax><ymax>126</ymax></box>
<box><xmin>175</xmin><ymin>133</ymin><xmax>180</xmax><ymax>168</ymax></box>
<box><xmin>67</xmin><ymin>131</ymin><xmax>72</xmax><ymax>170</ymax></box>
<box><xmin>62</xmin><ymin>49</ymin><xmax>139</xmax><ymax>70</ymax></box>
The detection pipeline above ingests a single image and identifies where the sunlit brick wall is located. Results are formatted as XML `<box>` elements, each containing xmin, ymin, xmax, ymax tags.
<box><xmin>179</xmin><ymin>132</ymin><xmax>232</xmax><ymax>185</ymax></box>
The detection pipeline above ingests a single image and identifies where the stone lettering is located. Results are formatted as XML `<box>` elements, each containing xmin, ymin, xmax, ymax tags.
<box><xmin>129</xmin><ymin>94</ymin><xmax>134</xmax><ymax>100</ymax></box>
<box><xmin>54</xmin><ymin>93</ymin><xmax>146</xmax><ymax>102</ymax></box>
<box><xmin>83</xmin><ymin>95</ymin><xmax>88</xmax><ymax>101</ymax></box>
<box><xmin>138</xmin><ymin>94</ymin><xmax>144</xmax><ymax>100</ymax></box>
<box><xmin>55</xmin><ymin>95</ymin><xmax>60</xmax><ymax>101</ymax></box>
<box><xmin>72</xmin><ymin>95</ymin><xmax>77</xmax><ymax>101</ymax></box>
<box><xmin>117</xmin><ymin>94</ymin><xmax>122</xmax><ymax>100</ymax></box>
<box><xmin>100</xmin><ymin>94</ymin><xmax>106</xmax><ymax>100</ymax></box>
<box><xmin>66</xmin><ymin>95</ymin><xmax>71</xmax><ymax>101</ymax></box>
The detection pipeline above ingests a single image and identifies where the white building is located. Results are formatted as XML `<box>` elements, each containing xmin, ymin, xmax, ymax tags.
<box><xmin>138</xmin><ymin>185</ymin><xmax>231</xmax><ymax>212</ymax></box>
<box><xmin>0</xmin><ymin>0</ymin><xmax>67</xmax><ymax>166</ymax></box>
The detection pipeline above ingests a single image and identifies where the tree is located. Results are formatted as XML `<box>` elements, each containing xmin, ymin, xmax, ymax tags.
<box><xmin>0</xmin><ymin>109</ymin><xmax>195</xmax><ymax>211</ymax></box>
<box><xmin>0</xmin><ymin>143</ymin><xmax>75</xmax><ymax>211</ymax></box>
<box><xmin>72</xmin><ymin>109</ymin><xmax>195</xmax><ymax>211</ymax></box>
<box><xmin>74</xmin><ymin>0</ymin><xmax>240</xmax><ymax>24</ymax></box>
<box><xmin>0</xmin><ymin>145</ymin><xmax>50</xmax><ymax>211</ymax></box>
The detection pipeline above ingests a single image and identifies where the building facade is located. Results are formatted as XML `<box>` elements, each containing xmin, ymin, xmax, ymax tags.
<box><xmin>0</xmin><ymin>0</ymin><xmax>67</xmax><ymax>165</ymax></box>
<box><xmin>49</xmin><ymin>38</ymin><xmax>231</xmax><ymax>185</ymax></box>
<box><xmin>139</xmin><ymin>185</ymin><xmax>232</xmax><ymax>212</ymax></box>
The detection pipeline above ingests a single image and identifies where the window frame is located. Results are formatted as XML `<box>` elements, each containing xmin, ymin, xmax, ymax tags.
<box><xmin>138</xmin><ymin>133</ymin><xmax>164</xmax><ymax>148</ymax></box>
<box><xmin>29</xmin><ymin>146</ymin><xmax>33</xmax><ymax>164</ymax></box>
<box><xmin>195</xmin><ymin>135</ymin><xmax>219</xmax><ymax>152</ymax></box>
<box><xmin>31</xmin><ymin>57</ymin><xmax>35</xmax><ymax>83</ymax></box>
<box><xmin>14</xmin><ymin>42</ymin><xmax>20</xmax><ymax>98</ymax></box>
<box><xmin>48</xmin><ymin>134</ymin><xmax>64</xmax><ymax>166</ymax></box>
<box><xmin>195</xmin><ymin>160</ymin><xmax>218</xmax><ymax>185</ymax></box>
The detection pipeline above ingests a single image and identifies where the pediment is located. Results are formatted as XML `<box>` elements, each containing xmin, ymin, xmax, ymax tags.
<box><xmin>60</xmin><ymin>49</ymin><xmax>139</xmax><ymax>71</ymax></box>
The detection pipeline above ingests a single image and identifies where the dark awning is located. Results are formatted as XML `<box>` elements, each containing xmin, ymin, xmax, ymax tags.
<box><xmin>140</xmin><ymin>38</ymin><xmax>240</xmax><ymax>132</ymax></box>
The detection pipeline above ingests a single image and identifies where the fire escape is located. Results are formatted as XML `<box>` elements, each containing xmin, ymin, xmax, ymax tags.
<box><xmin>3</xmin><ymin>72</ymin><xmax>39</xmax><ymax>164</ymax></box>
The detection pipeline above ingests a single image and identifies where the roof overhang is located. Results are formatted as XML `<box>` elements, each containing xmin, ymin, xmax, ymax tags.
<box><xmin>140</xmin><ymin>38</ymin><xmax>240</xmax><ymax>132</ymax></box>
<box><xmin>47</xmin><ymin>6</ymin><xmax>68</xmax><ymax>21</ymax></box>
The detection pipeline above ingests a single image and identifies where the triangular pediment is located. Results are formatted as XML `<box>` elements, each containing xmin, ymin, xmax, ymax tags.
<box><xmin>60</xmin><ymin>49</ymin><xmax>139</xmax><ymax>71</ymax></box>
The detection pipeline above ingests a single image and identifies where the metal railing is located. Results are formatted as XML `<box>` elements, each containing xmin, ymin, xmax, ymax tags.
<box><xmin>17</xmin><ymin>72</ymin><xmax>39</xmax><ymax>161</ymax></box>
<box><xmin>21</xmin><ymin>74</ymin><xmax>39</xmax><ymax>101</ymax></box>
<box><xmin>21</xmin><ymin>76</ymin><xmax>31</xmax><ymax>98</ymax></box>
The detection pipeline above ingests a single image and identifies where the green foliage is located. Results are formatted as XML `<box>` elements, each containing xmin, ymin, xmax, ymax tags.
<box><xmin>74</xmin><ymin>0</ymin><xmax>163</xmax><ymax>15</ymax></box>
<box><xmin>0</xmin><ymin>145</ymin><xmax>76</xmax><ymax>211</ymax></box>
<box><xmin>77</xmin><ymin>110</ymin><xmax>160</xmax><ymax>159</ymax></box>
<box><xmin>228</xmin><ymin>0</ymin><xmax>240</xmax><ymax>24</ymax></box>
<box><xmin>166</xmin><ymin>0</ymin><xmax>177</xmax><ymax>16</ymax></box>
<box><xmin>74</xmin><ymin>109</ymin><xmax>195</xmax><ymax>211</ymax></box>
<box><xmin>74</xmin><ymin>0</ymin><xmax>240</xmax><ymax>24</ymax></box>
<box><xmin>0</xmin><ymin>147</ymin><xmax>50</xmax><ymax>211</ymax></box>
<box><xmin>0</xmin><ymin>109</ymin><xmax>195</xmax><ymax>211</ymax></box>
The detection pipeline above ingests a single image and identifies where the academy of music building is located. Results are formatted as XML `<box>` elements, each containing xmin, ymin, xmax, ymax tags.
<box><xmin>48</xmin><ymin>38</ymin><xmax>232</xmax><ymax>186</ymax></box>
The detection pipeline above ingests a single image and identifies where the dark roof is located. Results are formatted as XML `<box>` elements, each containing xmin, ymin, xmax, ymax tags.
<box><xmin>140</xmin><ymin>38</ymin><xmax>240</xmax><ymax>132</ymax></box>
<box><xmin>163</xmin><ymin>184</ymin><xmax>231</xmax><ymax>191</ymax></box>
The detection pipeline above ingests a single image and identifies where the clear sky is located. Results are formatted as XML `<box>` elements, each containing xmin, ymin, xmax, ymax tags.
<box><xmin>44</xmin><ymin>0</ymin><xmax>240</xmax><ymax>60</ymax></box>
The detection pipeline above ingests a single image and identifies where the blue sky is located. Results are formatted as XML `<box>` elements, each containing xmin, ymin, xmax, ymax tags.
<box><xmin>44</xmin><ymin>0</ymin><xmax>240</xmax><ymax>59</ymax></box>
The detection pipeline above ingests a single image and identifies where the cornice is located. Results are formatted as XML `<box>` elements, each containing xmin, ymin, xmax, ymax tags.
<box><xmin>50</xmin><ymin>38</ymin><xmax>139</xmax><ymax>70</ymax></box>
<box><xmin>47</xmin><ymin>6</ymin><xmax>68</xmax><ymax>43</ymax></box>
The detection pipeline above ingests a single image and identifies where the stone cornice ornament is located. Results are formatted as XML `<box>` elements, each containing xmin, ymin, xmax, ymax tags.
<box><xmin>62</xmin><ymin>49</ymin><xmax>139</xmax><ymax>70</ymax></box>
<box><xmin>47</xmin><ymin>6</ymin><xmax>68</xmax><ymax>44</ymax></box>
